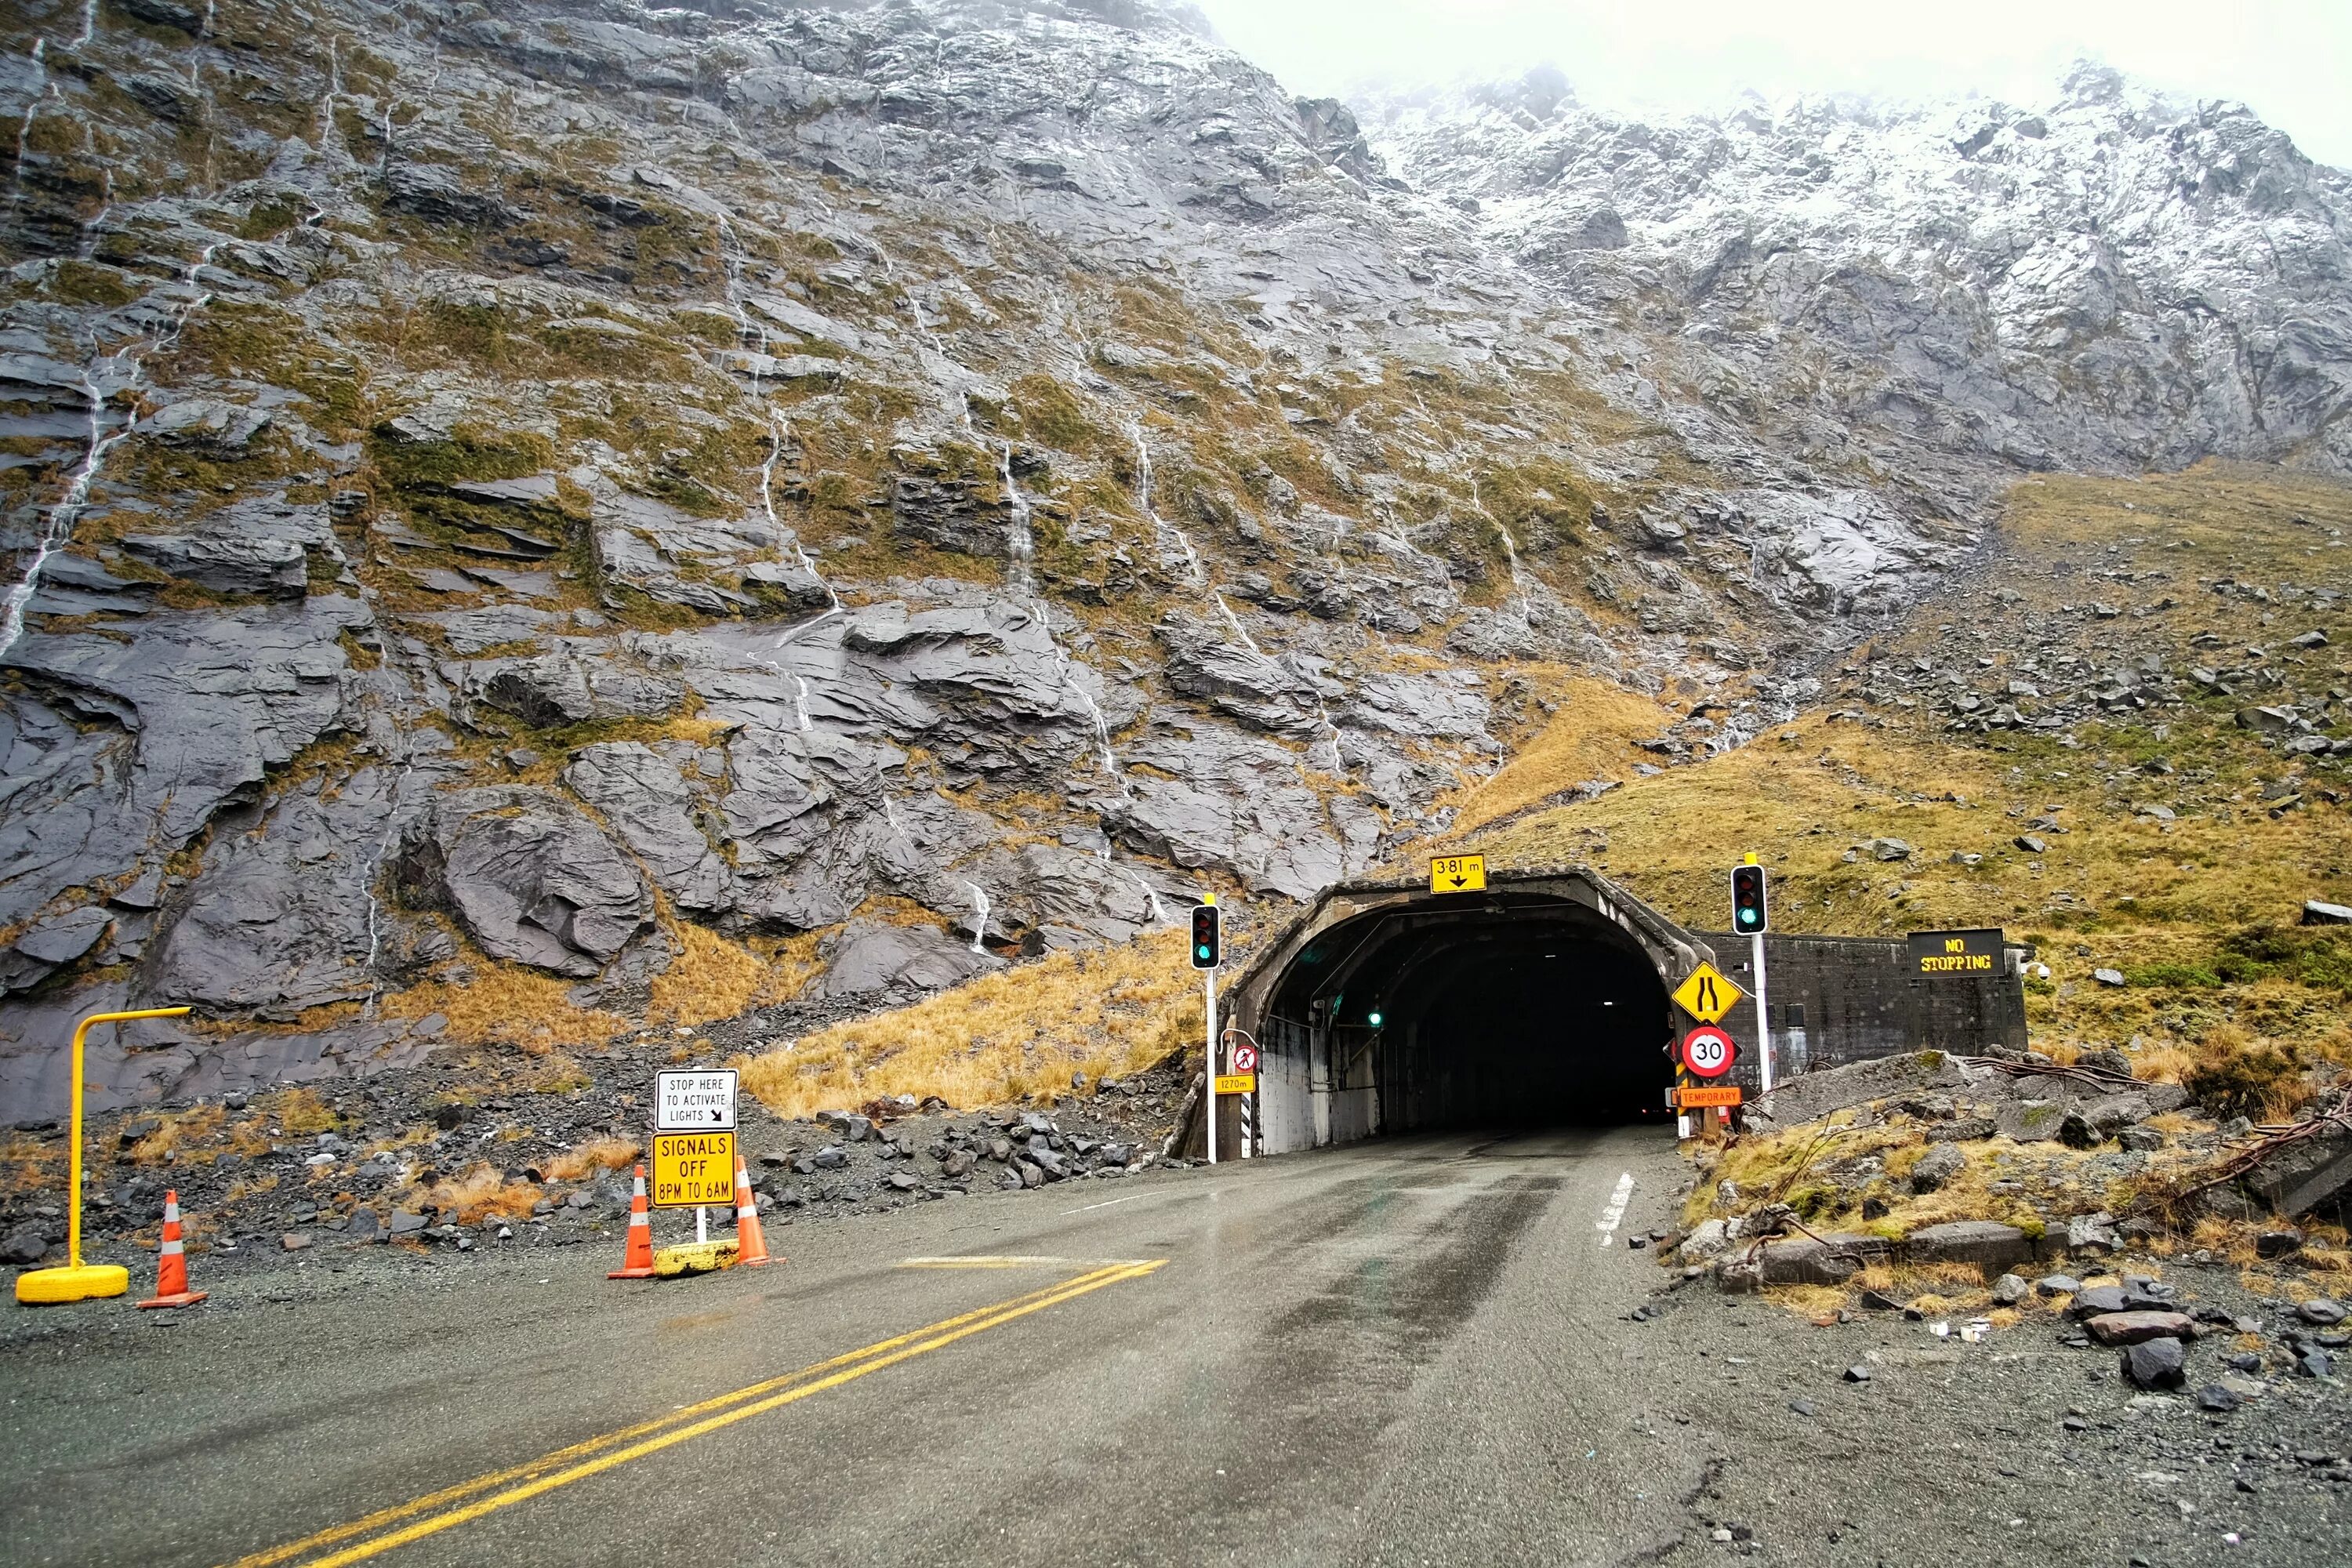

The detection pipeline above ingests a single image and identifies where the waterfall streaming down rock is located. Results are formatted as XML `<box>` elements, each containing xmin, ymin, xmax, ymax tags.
<box><xmin>1000</xmin><ymin>442</ymin><xmax>1036</xmax><ymax>583</ymax></box>
<box><xmin>0</xmin><ymin>241</ymin><xmax>222</xmax><ymax>658</ymax></box>
<box><xmin>760</xmin><ymin>414</ymin><xmax>841</xmax><ymax>615</ymax></box>
<box><xmin>1131</xmin><ymin>423</ymin><xmax>1203</xmax><ymax>586</ymax></box>
<box><xmin>964</xmin><ymin>881</ymin><xmax>991</xmax><ymax>953</ymax></box>
<box><xmin>10</xmin><ymin>42</ymin><xmax>46</xmax><ymax>210</ymax></box>
<box><xmin>1033</xmin><ymin>599</ymin><xmax>1120</xmax><ymax>784</ymax></box>
<box><xmin>1214</xmin><ymin>592</ymin><xmax>1262</xmax><ymax>656</ymax></box>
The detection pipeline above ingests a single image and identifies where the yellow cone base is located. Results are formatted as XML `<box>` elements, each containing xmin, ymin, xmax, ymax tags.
<box><xmin>135</xmin><ymin>1289</ymin><xmax>208</xmax><ymax>1310</ymax></box>
<box><xmin>652</xmin><ymin>1240</ymin><xmax>739</xmax><ymax>1278</ymax></box>
<box><xmin>15</xmin><ymin>1264</ymin><xmax>129</xmax><ymax>1305</ymax></box>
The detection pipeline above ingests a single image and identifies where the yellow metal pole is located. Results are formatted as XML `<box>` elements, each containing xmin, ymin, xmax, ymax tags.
<box><xmin>17</xmin><ymin>1006</ymin><xmax>190</xmax><ymax>1305</ymax></box>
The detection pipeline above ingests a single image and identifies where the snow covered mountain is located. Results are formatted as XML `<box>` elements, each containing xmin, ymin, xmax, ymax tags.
<box><xmin>1365</xmin><ymin>60</ymin><xmax>2352</xmax><ymax>485</ymax></box>
<box><xmin>0</xmin><ymin>0</ymin><xmax>2343</xmax><ymax>1117</ymax></box>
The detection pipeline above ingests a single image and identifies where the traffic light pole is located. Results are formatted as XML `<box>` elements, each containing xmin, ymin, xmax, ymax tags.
<box><xmin>1752</xmin><ymin>930</ymin><xmax>1773</xmax><ymax>1096</ymax></box>
<box><xmin>1204</xmin><ymin>968</ymin><xmax>1218</xmax><ymax>1166</ymax></box>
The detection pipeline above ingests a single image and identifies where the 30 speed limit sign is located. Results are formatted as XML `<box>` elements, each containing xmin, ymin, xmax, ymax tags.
<box><xmin>1681</xmin><ymin>1025</ymin><xmax>1737</xmax><ymax>1080</ymax></box>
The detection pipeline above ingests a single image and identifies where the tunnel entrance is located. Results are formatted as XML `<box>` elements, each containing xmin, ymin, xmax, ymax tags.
<box><xmin>1223</xmin><ymin>870</ymin><xmax>1711</xmax><ymax>1155</ymax></box>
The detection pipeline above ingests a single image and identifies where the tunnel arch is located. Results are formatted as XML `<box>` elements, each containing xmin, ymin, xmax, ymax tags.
<box><xmin>1221</xmin><ymin>866</ymin><xmax>1721</xmax><ymax>1154</ymax></box>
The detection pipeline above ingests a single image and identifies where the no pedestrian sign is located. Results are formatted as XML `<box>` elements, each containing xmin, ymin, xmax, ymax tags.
<box><xmin>655</xmin><ymin>1069</ymin><xmax>738</xmax><ymax>1131</ymax></box>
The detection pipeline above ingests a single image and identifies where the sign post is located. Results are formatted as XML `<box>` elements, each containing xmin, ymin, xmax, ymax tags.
<box><xmin>15</xmin><ymin>1007</ymin><xmax>192</xmax><ymax>1306</ymax></box>
<box><xmin>1672</xmin><ymin>960</ymin><xmax>1746</xmax><ymax>1141</ymax></box>
<box><xmin>1192</xmin><ymin>897</ymin><xmax>1221</xmax><ymax>1165</ymax></box>
<box><xmin>655</xmin><ymin>1069</ymin><xmax>738</xmax><ymax>1242</ymax></box>
<box><xmin>1733</xmin><ymin>855</ymin><xmax>1773</xmax><ymax>1096</ymax></box>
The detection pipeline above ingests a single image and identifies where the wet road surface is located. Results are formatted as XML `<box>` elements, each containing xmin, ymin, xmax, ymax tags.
<box><xmin>3</xmin><ymin>1129</ymin><xmax>1703</xmax><ymax>1567</ymax></box>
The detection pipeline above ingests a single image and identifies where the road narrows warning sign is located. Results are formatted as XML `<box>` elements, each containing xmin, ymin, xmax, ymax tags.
<box><xmin>652</xmin><ymin>1131</ymin><xmax>738</xmax><ymax>1207</ymax></box>
<box><xmin>655</xmin><ymin>1069</ymin><xmax>738</xmax><ymax>1132</ymax></box>
<box><xmin>1430</xmin><ymin>854</ymin><xmax>1486</xmax><ymax>893</ymax></box>
<box><xmin>1670</xmin><ymin>961</ymin><xmax>1744</xmax><ymax>1025</ymax></box>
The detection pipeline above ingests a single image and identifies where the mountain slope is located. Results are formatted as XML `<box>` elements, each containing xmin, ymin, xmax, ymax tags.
<box><xmin>0</xmin><ymin>0</ymin><xmax>2345</xmax><ymax>1120</ymax></box>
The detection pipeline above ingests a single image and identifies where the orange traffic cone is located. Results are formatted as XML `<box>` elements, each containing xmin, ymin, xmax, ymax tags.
<box><xmin>135</xmin><ymin>1189</ymin><xmax>207</xmax><ymax>1309</ymax></box>
<box><xmin>731</xmin><ymin>1153</ymin><xmax>773</xmax><ymax>1269</ymax></box>
<box><xmin>607</xmin><ymin>1164</ymin><xmax>656</xmax><ymax>1279</ymax></box>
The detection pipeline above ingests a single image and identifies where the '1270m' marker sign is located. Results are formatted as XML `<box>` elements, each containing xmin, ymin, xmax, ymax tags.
<box><xmin>1906</xmin><ymin>928</ymin><xmax>2004</xmax><ymax>978</ymax></box>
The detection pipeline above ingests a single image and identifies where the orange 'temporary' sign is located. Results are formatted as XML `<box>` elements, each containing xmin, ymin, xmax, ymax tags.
<box><xmin>1675</xmin><ymin>1085</ymin><xmax>1744</xmax><ymax>1110</ymax></box>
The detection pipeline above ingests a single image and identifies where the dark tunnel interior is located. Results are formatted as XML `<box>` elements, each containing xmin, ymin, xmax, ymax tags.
<box><xmin>1268</xmin><ymin>904</ymin><xmax>1675</xmax><ymax>1131</ymax></box>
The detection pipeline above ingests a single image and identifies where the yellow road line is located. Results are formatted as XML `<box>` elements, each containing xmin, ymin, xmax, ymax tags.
<box><xmin>895</xmin><ymin>1254</ymin><xmax>1160</xmax><ymax>1269</ymax></box>
<box><xmin>224</xmin><ymin>1261</ymin><xmax>1163</xmax><ymax>1568</ymax></box>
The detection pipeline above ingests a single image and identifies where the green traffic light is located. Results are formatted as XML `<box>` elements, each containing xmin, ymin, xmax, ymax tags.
<box><xmin>1367</xmin><ymin>1011</ymin><xmax>1384</xmax><ymax>1027</ymax></box>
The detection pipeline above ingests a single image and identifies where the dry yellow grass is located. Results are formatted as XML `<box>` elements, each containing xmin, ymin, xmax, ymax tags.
<box><xmin>648</xmin><ymin>924</ymin><xmax>822</xmax><ymax>1026</ymax></box>
<box><xmin>546</xmin><ymin>1137</ymin><xmax>641</xmax><ymax>1183</ymax></box>
<box><xmin>739</xmin><ymin>927</ymin><xmax>1200</xmax><ymax>1119</ymax></box>
<box><xmin>380</xmin><ymin>956</ymin><xmax>630</xmax><ymax>1051</ymax></box>
<box><xmin>411</xmin><ymin>1161</ymin><xmax>542</xmax><ymax>1226</ymax></box>
<box><xmin>1429</xmin><ymin>670</ymin><xmax>1679</xmax><ymax>838</ymax></box>
<box><xmin>1</xmin><ymin>1132</ymin><xmax>64</xmax><ymax>1197</ymax></box>
<box><xmin>126</xmin><ymin>1105</ymin><xmax>225</xmax><ymax>1165</ymax></box>
<box><xmin>269</xmin><ymin>1087</ymin><xmax>341</xmax><ymax>1136</ymax></box>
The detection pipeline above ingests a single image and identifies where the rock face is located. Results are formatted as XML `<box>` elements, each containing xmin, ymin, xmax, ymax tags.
<box><xmin>1367</xmin><ymin>62</ymin><xmax>2352</xmax><ymax>477</ymax></box>
<box><xmin>0</xmin><ymin>0</ymin><xmax>2345</xmax><ymax>1117</ymax></box>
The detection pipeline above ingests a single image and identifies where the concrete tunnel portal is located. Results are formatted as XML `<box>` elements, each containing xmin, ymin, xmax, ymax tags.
<box><xmin>1218</xmin><ymin>868</ymin><xmax>1713</xmax><ymax>1156</ymax></box>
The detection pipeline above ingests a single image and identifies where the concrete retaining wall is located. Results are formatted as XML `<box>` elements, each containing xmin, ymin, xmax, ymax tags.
<box><xmin>1697</xmin><ymin>931</ymin><xmax>2031</xmax><ymax>1094</ymax></box>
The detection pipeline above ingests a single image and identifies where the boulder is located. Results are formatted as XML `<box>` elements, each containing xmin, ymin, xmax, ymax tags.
<box><xmin>2065</xmin><ymin>1212</ymin><xmax>2121</xmax><ymax>1255</ymax></box>
<box><xmin>1756</xmin><ymin>1051</ymin><xmax>1977</xmax><ymax>1128</ymax></box>
<box><xmin>2122</xmin><ymin>1337</ymin><xmax>2187</xmax><ymax>1389</ymax></box>
<box><xmin>1153</xmin><ymin>614</ymin><xmax>1328</xmax><ymax>739</ymax></box>
<box><xmin>1994</xmin><ymin>1099</ymin><xmax>2067</xmax><ymax>1142</ymax></box>
<box><xmin>804</xmin><ymin>919</ymin><xmax>1004</xmax><ymax>1001</ymax></box>
<box><xmin>1756</xmin><ymin>1232</ymin><xmax>1886</xmax><ymax>1285</ymax></box>
<box><xmin>396</xmin><ymin>789</ymin><xmax>654</xmax><ymax>978</ymax></box>
<box><xmin>1909</xmin><ymin>1144</ymin><xmax>1966</xmax><ymax>1193</ymax></box>
<box><xmin>2085</xmin><ymin>1310</ymin><xmax>2196</xmax><ymax>1345</ymax></box>
<box><xmin>1903</xmin><ymin>1220</ymin><xmax>2034</xmax><ymax>1272</ymax></box>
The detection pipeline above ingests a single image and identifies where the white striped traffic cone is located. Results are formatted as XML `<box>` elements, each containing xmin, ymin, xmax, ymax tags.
<box><xmin>135</xmin><ymin>1189</ymin><xmax>207</xmax><ymax>1309</ymax></box>
<box><xmin>731</xmin><ymin>1153</ymin><xmax>773</xmax><ymax>1268</ymax></box>
<box><xmin>607</xmin><ymin>1164</ymin><xmax>656</xmax><ymax>1279</ymax></box>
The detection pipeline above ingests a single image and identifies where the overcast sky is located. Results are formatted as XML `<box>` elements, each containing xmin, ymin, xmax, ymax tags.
<box><xmin>1190</xmin><ymin>0</ymin><xmax>2352</xmax><ymax>169</ymax></box>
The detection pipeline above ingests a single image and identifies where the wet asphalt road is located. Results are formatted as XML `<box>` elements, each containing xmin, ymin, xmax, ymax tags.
<box><xmin>4</xmin><ymin>1129</ymin><xmax>2345</xmax><ymax>1566</ymax></box>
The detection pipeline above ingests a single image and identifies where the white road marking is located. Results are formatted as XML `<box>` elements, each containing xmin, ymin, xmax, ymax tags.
<box><xmin>1059</xmin><ymin>1192</ymin><xmax>1149</xmax><ymax>1216</ymax></box>
<box><xmin>1595</xmin><ymin>1172</ymin><xmax>1635</xmax><ymax>1248</ymax></box>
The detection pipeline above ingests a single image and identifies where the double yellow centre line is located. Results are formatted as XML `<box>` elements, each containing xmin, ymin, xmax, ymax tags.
<box><xmin>227</xmin><ymin>1259</ymin><xmax>1164</xmax><ymax>1568</ymax></box>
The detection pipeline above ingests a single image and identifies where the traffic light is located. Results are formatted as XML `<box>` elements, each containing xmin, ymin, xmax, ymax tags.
<box><xmin>1190</xmin><ymin>901</ymin><xmax>1221</xmax><ymax>969</ymax></box>
<box><xmin>1731</xmin><ymin>858</ymin><xmax>1769</xmax><ymax>935</ymax></box>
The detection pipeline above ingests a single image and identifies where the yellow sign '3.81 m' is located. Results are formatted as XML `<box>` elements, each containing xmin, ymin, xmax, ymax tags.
<box><xmin>1430</xmin><ymin>854</ymin><xmax>1486</xmax><ymax>893</ymax></box>
<box><xmin>652</xmin><ymin>1131</ymin><xmax>738</xmax><ymax>1207</ymax></box>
